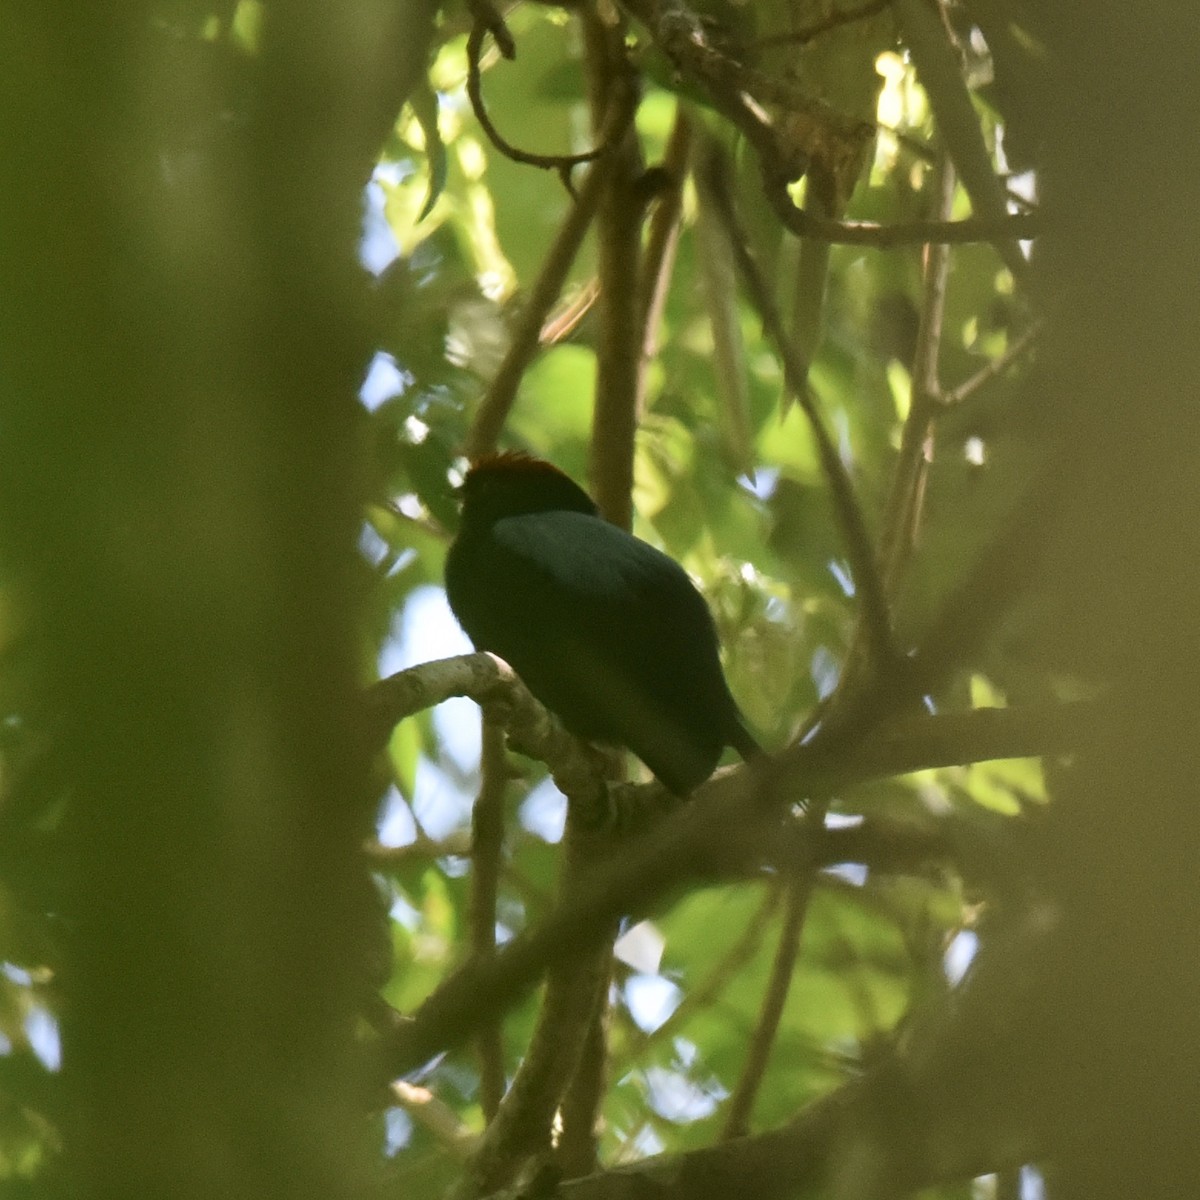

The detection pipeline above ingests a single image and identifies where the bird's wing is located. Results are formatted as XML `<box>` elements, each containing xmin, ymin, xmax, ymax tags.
<box><xmin>487</xmin><ymin>511</ymin><xmax>732</xmax><ymax>708</ymax></box>
<box><xmin>490</xmin><ymin>511</ymin><xmax>711</xmax><ymax>628</ymax></box>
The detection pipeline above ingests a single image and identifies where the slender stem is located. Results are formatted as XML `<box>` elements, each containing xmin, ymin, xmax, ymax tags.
<box><xmin>466</xmin><ymin>21</ymin><xmax>605</xmax><ymax>172</ymax></box>
<box><xmin>465</xmin><ymin>162</ymin><xmax>610</xmax><ymax>457</ymax></box>
<box><xmin>471</xmin><ymin>715</ymin><xmax>510</xmax><ymax>1122</ymax></box>
<box><xmin>622</xmin><ymin>883</ymin><xmax>782</xmax><ymax>1062</ymax></box>
<box><xmin>721</xmin><ymin>870</ymin><xmax>817</xmax><ymax>1138</ymax></box>
<box><xmin>938</xmin><ymin>317</ymin><xmax>1043</xmax><ymax>408</ymax></box>
<box><xmin>879</xmin><ymin>154</ymin><xmax>955</xmax><ymax>596</ymax></box>
<box><xmin>584</xmin><ymin>6</ymin><xmax>645</xmax><ymax>529</ymax></box>
<box><xmin>637</xmin><ymin>106</ymin><xmax>692</xmax><ymax>376</ymax></box>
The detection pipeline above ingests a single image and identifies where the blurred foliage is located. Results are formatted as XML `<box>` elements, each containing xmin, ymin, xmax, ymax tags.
<box><xmin>0</xmin><ymin>0</ymin><xmax>1055</xmax><ymax>1194</ymax></box>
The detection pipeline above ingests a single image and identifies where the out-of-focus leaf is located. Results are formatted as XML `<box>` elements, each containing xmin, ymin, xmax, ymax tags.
<box><xmin>388</xmin><ymin>718</ymin><xmax>421</xmax><ymax>802</ymax></box>
<box><xmin>409</xmin><ymin>80</ymin><xmax>447</xmax><ymax>222</ymax></box>
<box><xmin>695</xmin><ymin>153</ymin><xmax>754</xmax><ymax>475</ymax></box>
<box><xmin>508</xmin><ymin>344</ymin><xmax>596</xmax><ymax>474</ymax></box>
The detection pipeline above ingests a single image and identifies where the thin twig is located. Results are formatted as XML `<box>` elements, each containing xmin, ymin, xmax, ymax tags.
<box><xmin>746</xmin><ymin>0</ymin><xmax>894</xmax><ymax>51</ymax></box>
<box><xmin>539</xmin><ymin>277</ymin><xmax>600</xmax><ymax>346</ymax></box>
<box><xmin>700</xmin><ymin>141</ymin><xmax>897</xmax><ymax>676</ymax></box>
<box><xmin>822</xmin><ymin>154</ymin><xmax>955</xmax><ymax>718</ymax></box>
<box><xmin>377</xmin><ymin>497</ymin><xmax>447</xmax><ymax>541</ymax></box>
<box><xmin>636</xmin><ymin>106</ymin><xmax>692</xmax><ymax>370</ymax></box>
<box><xmin>892</xmin><ymin>0</ymin><xmax>1028</xmax><ymax>280</ymax></box>
<box><xmin>879</xmin><ymin>153</ymin><xmax>955</xmax><ymax>595</ymax></box>
<box><xmin>788</xmin><ymin>164</ymin><xmax>837</xmax><ymax>408</ymax></box>
<box><xmin>366</xmin><ymin>831</ymin><xmax>473</xmax><ymax>866</ymax></box>
<box><xmin>556</xmin><ymin>996</ymin><xmax>610</xmax><ymax>1177</ymax></box>
<box><xmin>883</xmin><ymin>125</ymin><xmax>1040</xmax><ymax>213</ymax></box>
<box><xmin>622</xmin><ymin>883</ymin><xmax>783</xmax><ymax>1062</ymax></box>
<box><xmin>467</xmin><ymin>22</ymin><xmax>607</xmax><ymax>173</ymax></box>
<box><xmin>937</xmin><ymin>317</ymin><xmax>1044</xmax><ymax>408</ymax></box>
<box><xmin>721</xmin><ymin>871</ymin><xmax>815</xmax><ymax>1138</ymax></box>
<box><xmin>464</xmin><ymin>0</ymin><xmax>516</xmax><ymax>58</ymax></box>
<box><xmin>454</xmin><ymin>819</ymin><xmax>619</xmax><ymax>1198</ymax></box>
<box><xmin>767</xmin><ymin>195</ymin><xmax>1040</xmax><ymax>247</ymax></box>
<box><xmin>465</xmin><ymin>161</ymin><xmax>610</xmax><ymax>457</ymax></box>
<box><xmin>472</xmin><ymin>715</ymin><xmax>510</xmax><ymax>1123</ymax></box>
<box><xmin>694</xmin><ymin>142</ymin><xmax>753</xmax><ymax>469</ymax></box>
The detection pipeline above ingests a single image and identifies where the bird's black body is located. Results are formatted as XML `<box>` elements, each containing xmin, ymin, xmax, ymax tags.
<box><xmin>444</xmin><ymin>453</ymin><xmax>760</xmax><ymax>794</ymax></box>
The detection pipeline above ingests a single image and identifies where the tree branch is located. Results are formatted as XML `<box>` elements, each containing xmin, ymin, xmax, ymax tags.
<box><xmin>365</xmin><ymin>653</ymin><xmax>608</xmax><ymax>812</ymax></box>
<box><xmin>378</xmin><ymin>695</ymin><xmax>1099</xmax><ymax>1079</ymax></box>
<box><xmin>636</xmin><ymin>106</ymin><xmax>691</xmax><ymax>382</ymax></box>
<box><xmin>467</xmin><ymin>22</ymin><xmax>606</xmax><ymax>172</ymax></box>
<box><xmin>772</xmin><ymin>205</ymin><xmax>1040</xmax><ymax>248</ymax></box>
<box><xmin>454</xmin><ymin>821</ymin><xmax>621</xmax><ymax>1198</ymax></box>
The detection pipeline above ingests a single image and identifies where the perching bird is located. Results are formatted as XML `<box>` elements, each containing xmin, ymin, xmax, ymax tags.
<box><xmin>444</xmin><ymin>452</ymin><xmax>762</xmax><ymax>794</ymax></box>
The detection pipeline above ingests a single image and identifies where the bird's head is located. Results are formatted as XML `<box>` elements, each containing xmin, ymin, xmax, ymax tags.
<box><xmin>458</xmin><ymin>453</ymin><xmax>598</xmax><ymax>525</ymax></box>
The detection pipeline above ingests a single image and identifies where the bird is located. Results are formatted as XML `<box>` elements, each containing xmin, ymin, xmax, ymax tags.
<box><xmin>444</xmin><ymin>452</ymin><xmax>762</xmax><ymax>795</ymax></box>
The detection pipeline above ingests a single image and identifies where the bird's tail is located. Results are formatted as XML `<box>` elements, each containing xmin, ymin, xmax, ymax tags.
<box><xmin>730</xmin><ymin>719</ymin><xmax>766</xmax><ymax>764</ymax></box>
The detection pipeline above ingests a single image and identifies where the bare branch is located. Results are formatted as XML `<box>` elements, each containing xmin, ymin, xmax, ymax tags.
<box><xmin>365</xmin><ymin>831</ymin><xmax>473</xmax><ymax>866</ymax></box>
<box><xmin>364</xmin><ymin>653</ymin><xmax>608</xmax><ymax>809</ymax></box>
<box><xmin>745</xmin><ymin>0</ymin><xmax>894</xmax><ymax>51</ymax></box>
<box><xmin>767</xmin><ymin>196</ymin><xmax>1041</xmax><ymax>247</ymax></box>
<box><xmin>391</xmin><ymin>1080</ymin><xmax>477</xmax><ymax>1157</ymax></box>
<box><xmin>464</xmin><ymin>0</ymin><xmax>516</xmax><ymax>59</ymax></box>
<box><xmin>636</xmin><ymin>107</ymin><xmax>692</xmax><ymax>373</ymax></box>
<box><xmin>881</xmin><ymin>154</ymin><xmax>956</xmax><ymax>594</ymax></box>
<box><xmin>467</xmin><ymin>22</ymin><xmax>606</xmax><ymax>172</ymax></box>
<box><xmin>892</xmin><ymin>0</ymin><xmax>1029</xmax><ymax>278</ymax></box>
<box><xmin>938</xmin><ymin>317</ymin><xmax>1044</xmax><ymax>408</ymax></box>
<box><xmin>454</xmin><ymin>822</ymin><xmax>620</xmax><ymax>1198</ymax></box>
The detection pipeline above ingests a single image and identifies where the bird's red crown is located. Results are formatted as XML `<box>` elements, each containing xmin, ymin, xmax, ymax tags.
<box><xmin>459</xmin><ymin>452</ymin><xmax>596</xmax><ymax>520</ymax></box>
<box><xmin>465</xmin><ymin>451</ymin><xmax>571</xmax><ymax>483</ymax></box>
